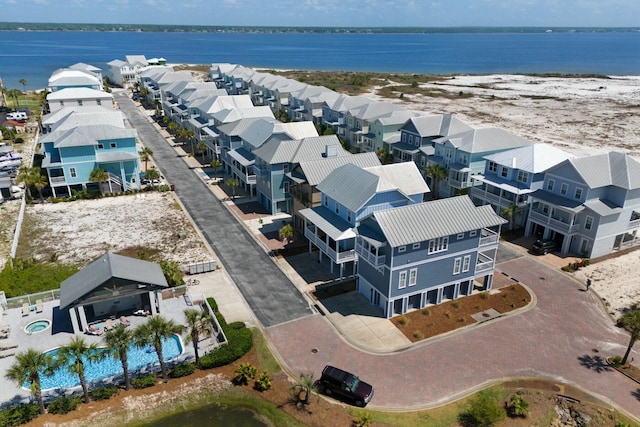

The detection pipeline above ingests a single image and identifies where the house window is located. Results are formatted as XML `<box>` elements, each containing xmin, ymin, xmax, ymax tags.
<box><xmin>428</xmin><ymin>236</ymin><xmax>449</xmax><ymax>254</ymax></box>
<box><xmin>453</xmin><ymin>258</ymin><xmax>462</xmax><ymax>275</ymax></box>
<box><xmin>457</xmin><ymin>233</ymin><xmax>464</xmax><ymax>240</ymax></box>
<box><xmin>517</xmin><ymin>171</ymin><xmax>529</xmax><ymax>183</ymax></box>
<box><xmin>412</xmin><ymin>243</ymin><xmax>420</xmax><ymax>250</ymax></box>
<box><xmin>469</xmin><ymin>230</ymin><xmax>477</xmax><ymax>237</ymax></box>
<box><xmin>462</xmin><ymin>255</ymin><xmax>471</xmax><ymax>272</ymax></box>
<box><xmin>501</xmin><ymin>167</ymin><xmax>509</xmax><ymax>178</ymax></box>
<box><xmin>97</xmin><ymin>144</ymin><xmax>104</xmax><ymax>149</ymax></box>
<box><xmin>97</xmin><ymin>99</ymin><xmax>101</xmax><ymax>106</ymax></box>
<box><xmin>560</xmin><ymin>183</ymin><xmax>568</xmax><ymax>195</ymax></box>
<box><xmin>488</xmin><ymin>161</ymin><xmax>497</xmax><ymax>173</ymax></box>
<box><xmin>408</xmin><ymin>135</ymin><xmax>413</xmax><ymax>144</ymax></box>
<box><xmin>347</xmin><ymin>211</ymin><xmax>352</xmax><ymax>222</ymax></box>
<box><xmin>574</xmin><ymin>188</ymin><xmax>583</xmax><ymax>199</ymax></box>
<box><xmin>69</xmin><ymin>167</ymin><xmax>77</xmax><ymax>178</ymax></box>
<box><xmin>398</xmin><ymin>246</ymin><xmax>406</xmax><ymax>253</ymax></box>
<box><xmin>283</xmin><ymin>182</ymin><xmax>289</xmax><ymax>193</ymax></box>
<box><xmin>409</xmin><ymin>269</ymin><xmax>417</xmax><ymax>286</ymax></box>
<box><xmin>547</xmin><ymin>179</ymin><xmax>555</xmax><ymax>191</ymax></box>
<box><xmin>324</xmin><ymin>196</ymin><xmax>328</xmax><ymax>207</ymax></box>
<box><xmin>585</xmin><ymin>216</ymin><xmax>593</xmax><ymax>230</ymax></box>
<box><xmin>459</xmin><ymin>154</ymin><xmax>468</xmax><ymax>164</ymax></box>
<box><xmin>110</xmin><ymin>143</ymin><xmax>116</xmax><ymax>148</ymax></box>
<box><xmin>335</xmin><ymin>203</ymin><xmax>339</xmax><ymax>214</ymax></box>
<box><xmin>542</xmin><ymin>204</ymin><xmax>550</xmax><ymax>214</ymax></box>
<box><xmin>398</xmin><ymin>271</ymin><xmax>407</xmax><ymax>289</ymax></box>
<box><xmin>283</xmin><ymin>164</ymin><xmax>289</xmax><ymax>173</ymax></box>
<box><xmin>77</xmin><ymin>100</ymin><xmax>83</xmax><ymax>106</ymax></box>
<box><xmin>402</xmin><ymin>133</ymin><xmax>406</xmax><ymax>142</ymax></box>
<box><xmin>420</xmin><ymin>157</ymin><xmax>426</xmax><ymax>167</ymax></box>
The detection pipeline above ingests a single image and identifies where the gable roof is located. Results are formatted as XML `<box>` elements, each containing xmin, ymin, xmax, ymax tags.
<box><xmin>407</xmin><ymin>114</ymin><xmax>474</xmax><ymax>137</ymax></box>
<box><xmin>125</xmin><ymin>55</ymin><xmax>148</xmax><ymax>67</ymax></box>
<box><xmin>60</xmin><ymin>253</ymin><xmax>167</xmax><ymax>310</ymax></box>
<box><xmin>193</xmin><ymin>94</ymin><xmax>254</xmax><ymax>115</ymax></box>
<box><xmin>48</xmin><ymin>68</ymin><xmax>101</xmax><ymax>87</ymax></box>
<box><xmin>563</xmin><ymin>151</ymin><xmax>640</xmax><ymax>190</ymax></box>
<box><xmin>435</xmin><ymin>127</ymin><xmax>533</xmax><ymax>153</ymax></box>
<box><xmin>364</xmin><ymin>162</ymin><xmax>430</xmax><ymax>197</ymax></box>
<box><xmin>44</xmin><ymin>108</ymin><xmax>125</xmax><ymax>131</ymax></box>
<box><xmin>238</xmin><ymin>119</ymin><xmax>318</xmax><ymax>149</ymax></box>
<box><xmin>484</xmin><ymin>144</ymin><xmax>574</xmax><ymax>173</ymax></box>
<box><xmin>47</xmin><ymin>87</ymin><xmax>113</xmax><ymax>101</ymax></box>
<box><xmin>253</xmin><ymin>135</ymin><xmax>348</xmax><ymax>165</ymax></box>
<box><xmin>41</xmin><ymin>124</ymin><xmax>137</xmax><ymax>148</ymax></box>
<box><xmin>296</xmin><ymin>152</ymin><xmax>381</xmax><ymax>186</ymax></box>
<box><xmin>324</xmin><ymin>94</ymin><xmax>373</xmax><ymax>112</ymax></box>
<box><xmin>371</xmin><ymin>196</ymin><xmax>507</xmax><ymax>247</ymax></box>
<box><xmin>211</xmin><ymin>106</ymin><xmax>274</xmax><ymax>124</ymax></box>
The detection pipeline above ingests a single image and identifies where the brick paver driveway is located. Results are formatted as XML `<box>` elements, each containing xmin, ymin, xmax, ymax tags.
<box><xmin>267</xmin><ymin>256</ymin><xmax>639</xmax><ymax>417</ymax></box>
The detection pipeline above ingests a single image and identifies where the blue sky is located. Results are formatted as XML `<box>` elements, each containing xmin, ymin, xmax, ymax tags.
<box><xmin>2</xmin><ymin>0</ymin><xmax>639</xmax><ymax>27</ymax></box>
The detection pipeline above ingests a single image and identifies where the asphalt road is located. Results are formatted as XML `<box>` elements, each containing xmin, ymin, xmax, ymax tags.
<box><xmin>113</xmin><ymin>93</ymin><xmax>313</xmax><ymax>327</ymax></box>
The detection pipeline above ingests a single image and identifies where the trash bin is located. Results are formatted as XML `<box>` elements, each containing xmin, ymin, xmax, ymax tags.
<box><xmin>170</xmin><ymin>184</ymin><xmax>175</xmax><ymax>191</ymax></box>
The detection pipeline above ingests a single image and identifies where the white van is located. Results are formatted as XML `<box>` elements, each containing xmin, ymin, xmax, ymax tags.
<box><xmin>6</xmin><ymin>112</ymin><xmax>27</xmax><ymax>121</ymax></box>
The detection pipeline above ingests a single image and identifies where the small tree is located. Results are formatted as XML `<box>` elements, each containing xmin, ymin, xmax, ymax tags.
<box><xmin>159</xmin><ymin>260</ymin><xmax>184</xmax><ymax>287</ymax></box>
<box><xmin>425</xmin><ymin>163</ymin><xmax>448</xmax><ymax>200</ymax></box>
<box><xmin>620</xmin><ymin>308</ymin><xmax>640</xmax><ymax>365</ymax></box>
<box><xmin>89</xmin><ymin>167</ymin><xmax>110</xmax><ymax>194</ymax></box>
<box><xmin>197</xmin><ymin>141</ymin><xmax>208</xmax><ymax>161</ymax></box>
<box><xmin>459</xmin><ymin>393</ymin><xmax>506</xmax><ymax>427</ymax></box>
<box><xmin>233</xmin><ymin>363</ymin><xmax>257</xmax><ymax>385</ymax></box>
<box><xmin>19</xmin><ymin>78</ymin><xmax>27</xmax><ymax>93</ymax></box>
<box><xmin>139</xmin><ymin>146</ymin><xmax>153</xmax><ymax>172</ymax></box>
<box><xmin>501</xmin><ymin>203</ymin><xmax>517</xmax><ymax>231</ymax></box>
<box><xmin>279</xmin><ymin>224</ymin><xmax>294</xmax><ymax>245</ymax></box>
<box><xmin>134</xmin><ymin>316</ymin><xmax>185</xmax><ymax>381</ymax></box>
<box><xmin>183</xmin><ymin>308</ymin><xmax>214</xmax><ymax>369</ymax></box>
<box><xmin>6</xmin><ymin>349</ymin><xmax>55</xmax><ymax>414</ymax></box>
<box><xmin>290</xmin><ymin>373</ymin><xmax>317</xmax><ymax>405</ymax></box>
<box><xmin>103</xmin><ymin>324</ymin><xmax>135</xmax><ymax>390</ymax></box>
<box><xmin>508</xmin><ymin>394</ymin><xmax>530</xmax><ymax>418</ymax></box>
<box><xmin>57</xmin><ymin>337</ymin><xmax>103</xmax><ymax>404</ymax></box>
<box><xmin>226</xmin><ymin>178</ymin><xmax>240</xmax><ymax>199</ymax></box>
<box><xmin>145</xmin><ymin>166</ymin><xmax>160</xmax><ymax>184</ymax></box>
<box><xmin>210</xmin><ymin>159</ymin><xmax>222</xmax><ymax>177</ymax></box>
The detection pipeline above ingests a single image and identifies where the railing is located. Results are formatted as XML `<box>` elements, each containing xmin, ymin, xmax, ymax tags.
<box><xmin>529</xmin><ymin>211</ymin><xmax>580</xmax><ymax>233</ymax></box>
<box><xmin>355</xmin><ymin>241</ymin><xmax>386</xmax><ymax>267</ymax></box>
<box><xmin>49</xmin><ymin>176</ymin><xmax>66</xmax><ymax>184</ymax></box>
<box><xmin>304</xmin><ymin>229</ymin><xmax>355</xmax><ymax>263</ymax></box>
<box><xmin>5</xmin><ymin>289</ymin><xmax>60</xmax><ymax>309</ymax></box>
<box><xmin>479</xmin><ymin>233</ymin><xmax>499</xmax><ymax>247</ymax></box>
<box><xmin>628</xmin><ymin>218</ymin><xmax>640</xmax><ymax>230</ymax></box>
<box><xmin>448</xmin><ymin>177</ymin><xmax>469</xmax><ymax>189</ymax></box>
<box><xmin>475</xmin><ymin>253</ymin><xmax>495</xmax><ymax>274</ymax></box>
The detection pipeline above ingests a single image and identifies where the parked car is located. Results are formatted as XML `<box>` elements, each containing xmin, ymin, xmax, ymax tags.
<box><xmin>531</xmin><ymin>239</ymin><xmax>557</xmax><ymax>255</ymax></box>
<box><xmin>319</xmin><ymin>365</ymin><xmax>374</xmax><ymax>407</ymax></box>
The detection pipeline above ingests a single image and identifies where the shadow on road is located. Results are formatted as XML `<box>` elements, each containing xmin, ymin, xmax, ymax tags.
<box><xmin>577</xmin><ymin>354</ymin><xmax>613</xmax><ymax>373</ymax></box>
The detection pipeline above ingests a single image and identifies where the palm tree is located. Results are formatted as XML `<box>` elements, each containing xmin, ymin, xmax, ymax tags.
<box><xmin>6</xmin><ymin>349</ymin><xmax>55</xmax><ymax>414</ymax></box>
<box><xmin>19</xmin><ymin>78</ymin><xmax>27</xmax><ymax>93</ymax></box>
<box><xmin>58</xmin><ymin>337</ymin><xmax>102</xmax><ymax>403</ymax></box>
<box><xmin>139</xmin><ymin>146</ymin><xmax>153</xmax><ymax>172</ymax></box>
<box><xmin>620</xmin><ymin>308</ymin><xmax>640</xmax><ymax>365</ymax></box>
<box><xmin>279</xmin><ymin>224</ymin><xmax>294</xmax><ymax>245</ymax></box>
<box><xmin>183</xmin><ymin>308</ymin><xmax>214</xmax><ymax>368</ymax></box>
<box><xmin>7</xmin><ymin>88</ymin><xmax>21</xmax><ymax>108</ymax></box>
<box><xmin>289</xmin><ymin>373</ymin><xmax>318</xmax><ymax>405</ymax></box>
<box><xmin>31</xmin><ymin>170</ymin><xmax>48</xmax><ymax>203</ymax></box>
<box><xmin>424</xmin><ymin>164</ymin><xmax>448</xmax><ymax>200</ymax></box>
<box><xmin>210</xmin><ymin>159</ymin><xmax>222</xmax><ymax>177</ymax></box>
<box><xmin>134</xmin><ymin>315</ymin><xmax>184</xmax><ymax>381</ymax></box>
<box><xmin>501</xmin><ymin>203</ymin><xmax>518</xmax><ymax>231</ymax></box>
<box><xmin>197</xmin><ymin>141</ymin><xmax>208</xmax><ymax>161</ymax></box>
<box><xmin>226</xmin><ymin>178</ymin><xmax>240</xmax><ymax>199</ymax></box>
<box><xmin>145</xmin><ymin>166</ymin><xmax>160</xmax><ymax>184</ymax></box>
<box><xmin>104</xmin><ymin>324</ymin><xmax>135</xmax><ymax>390</ymax></box>
<box><xmin>17</xmin><ymin>166</ymin><xmax>35</xmax><ymax>200</ymax></box>
<box><xmin>89</xmin><ymin>167</ymin><xmax>110</xmax><ymax>194</ymax></box>
<box><xmin>167</xmin><ymin>122</ymin><xmax>178</xmax><ymax>135</ymax></box>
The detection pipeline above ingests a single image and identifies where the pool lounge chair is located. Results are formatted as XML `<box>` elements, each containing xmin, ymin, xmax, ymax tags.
<box><xmin>85</xmin><ymin>326</ymin><xmax>102</xmax><ymax>336</ymax></box>
<box><xmin>0</xmin><ymin>350</ymin><xmax>15</xmax><ymax>359</ymax></box>
<box><xmin>21</xmin><ymin>303</ymin><xmax>30</xmax><ymax>316</ymax></box>
<box><xmin>105</xmin><ymin>319</ymin><xmax>114</xmax><ymax>331</ymax></box>
<box><xmin>119</xmin><ymin>316</ymin><xmax>131</xmax><ymax>327</ymax></box>
<box><xmin>35</xmin><ymin>300</ymin><xmax>43</xmax><ymax>313</ymax></box>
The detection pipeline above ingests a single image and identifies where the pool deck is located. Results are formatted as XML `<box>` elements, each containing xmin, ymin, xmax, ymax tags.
<box><xmin>0</xmin><ymin>292</ymin><xmax>201</xmax><ymax>404</ymax></box>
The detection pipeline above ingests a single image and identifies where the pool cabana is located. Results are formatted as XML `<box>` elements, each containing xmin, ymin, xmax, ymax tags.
<box><xmin>60</xmin><ymin>253</ymin><xmax>169</xmax><ymax>334</ymax></box>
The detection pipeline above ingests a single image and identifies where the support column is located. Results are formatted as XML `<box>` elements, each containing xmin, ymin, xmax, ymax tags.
<box><xmin>69</xmin><ymin>307</ymin><xmax>80</xmax><ymax>334</ymax></box>
<box><xmin>340</xmin><ymin>263</ymin><xmax>344</xmax><ymax>281</ymax></box>
<box><xmin>453</xmin><ymin>282</ymin><xmax>460</xmax><ymax>299</ymax></box>
<box><xmin>77</xmin><ymin>306</ymin><xmax>88</xmax><ymax>334</ymax></box>
<box><xmin>436</xmin><ymin>287</ymin><xmax>444</xmax><ymax>304</ymax></box>
<box><xmin>485</xmin><ymin>274</ymin><xmax>494</xmax><ymax>291</ymax></box>
<box><xmin>148</xmin><ymin>291</ymin><xmax>158</xmax><ymax>315</ymax></box>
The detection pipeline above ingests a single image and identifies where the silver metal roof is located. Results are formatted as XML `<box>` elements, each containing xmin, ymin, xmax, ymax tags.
<box><xmin>253</xmin><ymin>135</ymin><xmax>348</xmax><ymax>165</ymax></box>
<box><xmin>408</xmin><ymin>113</ymin><xmax>473</xmax><ymax>137</ymax></box>
<box><xmin>435</xmin><ymin>127</ymin><xmax>533</xmax><ymax>153</ymax></box>
<box><xmin>299</xmin><ymin>206</ymin><xmax>356</xmax><ymax>241</ymax></box>
<box><xmin>483</xmin><ymin>144</ymin><xmax>574</xmax><ymax>173</ymax></box>
<box><xmin>365</xmin><ymin>162</ymin><xmax>430</xmax><ymax>197</ymax></box>
<box><xmin>297</xmin><ymin>152</ymin><xmax>381</xmax><ymax>186</ymax></box>
<box><xmin>372</xmin><ymin>196</ymin><xmax>507</xmax><ymax>247</ymax></box>
<box><xmin>568</xmin><ymin>151</ymin><xmax>640</xmax><ymax>190</ymax></box>
<box><xmin>227</xmin><ymin>147</ymin><xmax>255</xmax><ymax>166</ymax></box>
<box><xmin>96</xmin><ymin>151</ymin><xmax>139</xmax><ymax>163</ymax></box>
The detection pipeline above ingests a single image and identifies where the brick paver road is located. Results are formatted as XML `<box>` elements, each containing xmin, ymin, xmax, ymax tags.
<box><xmin>267</xmin><ymin>256</ymin><xmax>640</xmax><ymax>417</ymax></box>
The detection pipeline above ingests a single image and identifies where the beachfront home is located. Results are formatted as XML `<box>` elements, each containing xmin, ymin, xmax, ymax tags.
<box><xmin>48</xmin><ymin>68</ymin><xmax>103</xmax><ymax>92</ymax></box>
<box><xmin>344</xmin><ymin>101</ymin><xmax>405</xmax><ymax>150</ymax></box>
<box><xmin>60</xmin><ymin>253</ymin><xmax>168</xmax><ymax>334</ymax></box>
<box><xmin>68</xmin><ymin>62</ymin><xmax>103</xmax><ymax>84</ymax></box>
<box><xmin>288</xmin><ymin>152</ymin><xmax>381</xmax><ymax>231</ymax></box>
<box><xmin>356</xmin><ymin>196</ymin><xmax>506</xmax><ymax>318</ymax></box>
<box><xmin>391</xmin><ymin>114</ymin><xmax>473</xmax><ymax>172</ymax></box>
<box><xmin>427</xmin><ymin>127</ymin><xmax>534</xmax><ymax>199</ymax></box>
<box><xmin>362</xmin><ymin>109</ymin><xmax>422</xmax><ymax>156</ymax></box>
<box><xmin>42</xmin><ymin>107</ymin><xmax>125</xmax><ymax>134</ymax></box>
<box><xmin>300</xmin><ymin>161</ymin><xmax>429</xmax><ymax>279</ymax></box>
<box><xmin>322</xmin><ymin>94</ymin><xmax>372</xmax><ymax>139</ymax></box>
<box><xmin>46</xmin><ymin>88</ymin><xmax>114</xmax><ymax>113</ymax></box>
<box><xmin>140</xmin><ymin>68</ymin><xmax>193</xmax><ymax>108</ymax></box>
<box><xmin>40</xmin><ymin>110</ymin><xmax>141</xmax><ymax>197</ymax></box>
<box><xmin>219</xmin><ymin>118</ymin><xmax>318</xmax><ymax>196</ymax></box>
<box><xmin>287</xmin><ymin>85</ymin><xmax>339</xmax><ymax>124</ymax></box>
<box><xmin>469</xmin><ymin>144</ymin><xmax>574</xmax><ymax>230</ymax></box>
<box><xmin>524</xmin><ymin>151</ymin><xmax>640</xmax><ymax>258</ymax></box>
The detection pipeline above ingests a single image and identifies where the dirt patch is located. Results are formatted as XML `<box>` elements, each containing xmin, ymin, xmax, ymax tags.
<box><xmin>391</xmin><ymin>283</ymin><xmax>531</xmax><ymax>342</ymax></box>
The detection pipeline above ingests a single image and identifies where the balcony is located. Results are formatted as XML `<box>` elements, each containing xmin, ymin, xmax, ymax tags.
<box><xmin>529</xmin><ymin>210</ymin><xmax>580</xmax><ymax>234</ymax></box>
<box><xmin>479</xmin><ymin>230</ymin><xmax>499</xmax><ymax>247</ymax></box>
<box><xmin>475</xmin><ymin>253</ymin><xmax>495</xmax><ymax>275</ymax></box>
<box><xmin>448</xmin><ymin>177</ymin><xmax>469</xmax><ymax>189</ymax></box>
<box><xmin>49</xmin><ymin>176</ymin><xmax>66</xmax><ymax>184</ymax></box>
<box><xmin>628</xmin><ymin>218</ymin><xmax>640</xmax><ymax>230</ymax></box>
<box><xmin>304</xmin><ymin>228</ymin><xmax>356</xmax><ymax>264</ymax></box>
<box><xmin>355</xmin><ymin>241</ymin><xmax>386</xmax><ymax>267</ymax></box>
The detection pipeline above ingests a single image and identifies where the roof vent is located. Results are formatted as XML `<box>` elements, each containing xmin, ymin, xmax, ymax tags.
<box><xmin>325</xmin><ymin>144</ymin><xmax>338</xmax><ymax>158</ymax></box>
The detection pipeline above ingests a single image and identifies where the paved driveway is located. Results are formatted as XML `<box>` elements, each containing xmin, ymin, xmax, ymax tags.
<box><xmin>267</xmin><ymin>255</ymin><xmax>640</xmax><ymax>417</ymax></box>
<box><xmin>114</xmin><ymin>93</ymin><xmax>312</xmax><ymax>327</ymax></box>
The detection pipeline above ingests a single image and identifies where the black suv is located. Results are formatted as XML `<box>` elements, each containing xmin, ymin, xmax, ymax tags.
<box><xmin>531</xmin><ymin>239</ymin><xmax>557</xmax><ymax>255</ymax></box>
<box><xmin>319</xmin><ymin>365</ymin><xmax>374</xmax><ymax>407</ymax></box>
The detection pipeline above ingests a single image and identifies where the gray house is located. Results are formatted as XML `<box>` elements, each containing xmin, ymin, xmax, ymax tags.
<box><xmin>356</xmin><ymin>196</ymin><xmax>506</xmax><ymax>318</ymax></box>
<box><xmin>525</xmin><ymin>151</ymin><xmax>640</xmax><ymax>258</ymax></box>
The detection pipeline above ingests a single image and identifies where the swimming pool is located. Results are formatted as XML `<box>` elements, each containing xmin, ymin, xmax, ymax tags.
<box><xmin>32</xmin><ymin>334</ymin><xmax>183</xmax><ymax>390</ymax></box>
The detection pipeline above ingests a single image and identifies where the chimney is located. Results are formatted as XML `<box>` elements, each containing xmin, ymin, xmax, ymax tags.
<box><xmin>325</xmin><ymin>144</ymin><xmax>338</xmax><ymax>158</ymax></box>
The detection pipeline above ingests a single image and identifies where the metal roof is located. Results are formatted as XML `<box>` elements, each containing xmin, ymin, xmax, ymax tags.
<box><xmin>323</xmin><ymin>95</ymin><xmax>373</xmax><ymax>113</ymax></box>
<box><xmin>254</xmin><ymin>135</ymin><xmax>348</xmax><ymax>165</ymax></box>
<box><xmin>227</xmin><ymin>147</ymin><xmax>255</xmax><ymax>166</ymax></box>
<box><xmin>483</xmin><ymin>144</ymin><xmax>574</xmax><ymax>173</ymax></box>
<box><xmin>528</xmin><ymin>189</ymin><xmax>585</xmax><ymax>213</ymax></box>
<box><xmin>43</xmin><ymin>125</ymin><xmax>137</xmax><ymax>148</ymax></box>
<box><xmin>366</xmin><ymin>162</ymin><xmax>430</xmax><ymax>196</ymax></box>
<box><xmin>299</xmin><ymin>206</ymin><xmax>356</xmax><ymax>241</ymax></box>
<box><xmin>211</xmin><ymin>106</ymin><xmax>274</xmax><ymax>124</ymax></box>
<box><xmin>435</xmin><ymin>127</ymin><xmax>533</xmax><ymax>153</ymax></box>
<box><xmin>297</xmin><ymin>152</ymin><xmax>381</xmax><ymax>186</ymax></box>
<box><xmin>96</xmin><ymin>151</ymin><xmax>139</xmax><ymax>163</ymax></box>
<box><xmin>567</xmin><ymin>151</ymin><xmax>640</xmax><ymax>190</ymax></box>
<box><xmin>372</xmin><ymin>196</ymin><xmax>507</xmax><ymax>247</ymax></box>
<box><xmin>60</xmin><ymin>253</ymin><xmax>168</xmax><ymax>310</ymax></box>
<box><xmin>407</xmin><ymin>113</ymin><xmax>473</xmax><ymax>137</ymax></box>
<box><xmin>583</xmin><ymin>199</ymin><xmax>623</xmax><ymax>216</ymax></box>
<box><xmin>47</xmin><ymin>87</ymin><xmax>112</xmax><ymax>101</ymax></box>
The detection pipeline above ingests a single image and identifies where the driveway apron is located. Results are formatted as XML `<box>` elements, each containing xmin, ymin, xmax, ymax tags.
<box><xmin>114</xmin><ymin>93</ymin><xmax>312</xmax><ymax>327</ymax></box>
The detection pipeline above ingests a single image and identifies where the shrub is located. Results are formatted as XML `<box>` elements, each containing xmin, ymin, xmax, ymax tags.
<box><xmin>444</xmin><ymin>311</ymin><xmax>451</xmax><ymax>319</ymax></box>
<box><xmin>170</xmin><ymin>362</ymin><xmax>196</xmax><ymax>378</ymax></box>
<box><xmin>199</xmin><ymin>322</ymin><xmax>253</xmax><ymax>369</ymax></box>
<box><xmin>47</xmin><ymin>395</ymin><xmax>82</xmax><ymax>415</ymax></box>
<box><xmin>458</xmin><ymin>394</ymin><xmax>506</xmax><ymax>427</ymax></box>
<box><xmin>254</xmin><ymin>371</ymin><xmax>272</xmax><ymax>391</ymax></box>
<box><xmin>91</xmin><ymin>385</ymin><xmax>119</xmax><ymax>401</ymax></box>
<box><xmin>458</xmin><ymin>317</ymin><xmax>466</xmax><ymax>323</ymax></box>
<box><xmin>508</xmin><ymin>395</ymin><xmax>530</xmax><ymax>418</ymax></box>
<box><xmin>413</xmin><ymin>331</ymin><xmax>424</xmax><ymax>340</ymax></box>
<box><xmin>0</xmin><ymin>404</ymin><xmax>40</xmax><ymax>426</ymax></box>
<box><xmin>422</xmin><ymin>307</ymin><xmax>430</xmax><ymax>316</ymax></box>
<box><xmin>233</xmin><ymin>362</ymin><xmax>257</xmax><ymax>385</ymax></box>
<box><xmin>610</xmin><ymin>355</ymin><xmax>623</xmax><ymax>367</ymax></box>
<box><xmin>452</xmin><ymin>300</ymin><xmax>461</xmax><ymax>309</ymax></box>
<box><xmin>480</xmin><ymin>292</ymin><xmax>489</xmax><ymax>300</ymax></box>
<box><xmin>354</xmin><ymin>412</ymin><xmax>373</xmax><ymax>427</ymax></box>
<box><xmin>132</xmin><ymin>374</ymin><xmax>157</xmax><ymax>389</ymax></box>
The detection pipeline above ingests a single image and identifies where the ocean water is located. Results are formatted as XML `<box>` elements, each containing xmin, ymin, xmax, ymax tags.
<box><xmin>0</xmin><ymin>29</ymin><xmax>639</xmax><ymax>90</ymax></box>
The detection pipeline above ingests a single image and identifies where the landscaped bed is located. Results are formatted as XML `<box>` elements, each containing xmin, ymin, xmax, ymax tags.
<box><xmin>391</xmin><ymin>283</ymin><xmax>532</xmax><ymax>342</ymax></box>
